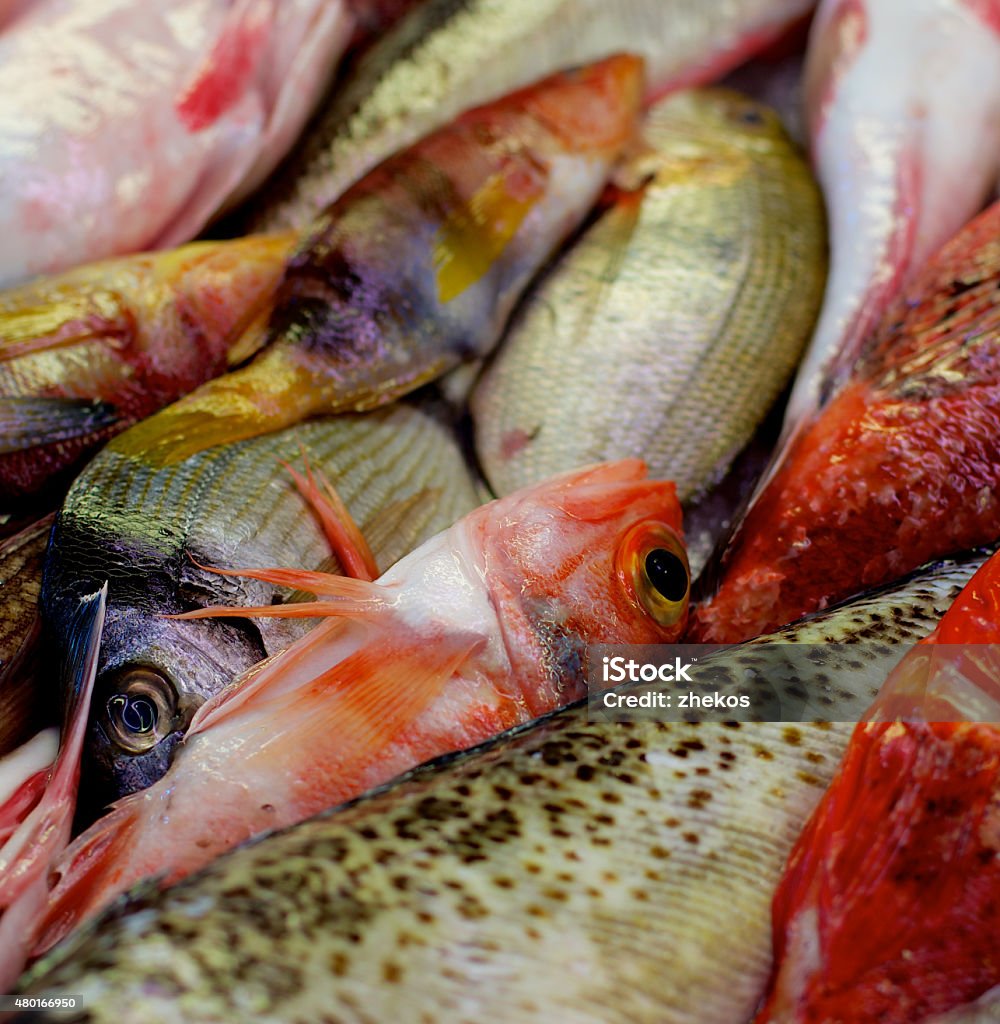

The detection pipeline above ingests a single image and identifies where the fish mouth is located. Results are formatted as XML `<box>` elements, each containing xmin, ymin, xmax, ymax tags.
<box><xmin>58</xmin><ymin>583</ymin><xmax>108</xmax><ymax>738</ymax></box>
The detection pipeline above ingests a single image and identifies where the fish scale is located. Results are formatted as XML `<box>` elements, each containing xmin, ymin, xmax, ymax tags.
<box><xmin>248</xmin><ymin>0</ymin><xmax>816</xmax><ymax>232</ymax></box>
<box><xmin>41</xmin><ymin>402</ymin><xmax>482</xmax><ymax>813</ymax></box>
<box><xmin>471</xmin><ymin>88</ymin><xmax>826</xmax><ymax>504</ymax></box>
<box><xmin>17</xmin><ymin>550</ymin><xmax>988</xmax><ymax>1023</ymax></box>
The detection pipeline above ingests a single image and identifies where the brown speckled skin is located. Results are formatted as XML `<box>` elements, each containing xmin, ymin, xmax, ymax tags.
<box><xmin>17</xmin><ymin>553</ymin><xmax>986</xmax><ymax>1024</ymax></box>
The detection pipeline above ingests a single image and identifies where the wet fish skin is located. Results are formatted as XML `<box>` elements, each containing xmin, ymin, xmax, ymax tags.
<box><xmin>471</xmin><ymin>87</ymin><xmax>826</xmax><ymax>504</ymax></box>
<box><xmin>778</xmin><ymin>0</ymin><xmax>1000</xmax><ymax>437</ymax></box>
<box><xmin>34</xmin><ymin>459</ymin><xmax>689</xmax><ymax>952</ymax></box>
<box><xmin>691</xmin><ymin>198</ymin><xmax>1000</xmax><ymax>644</ymax></box>
<box><xmin>112</xmin><ymin>55</ymin><xmax>644</xmax><ymax>468</ymax></box>
<box><xmin>0</xmin><ymin>233</ymin><xmax>298</xmax><ymax>504</ymax></box>
<box><xmin>756</xmin><ymin>550</ymin><xmax>1000</xmax><ymax>1023</ymax></box>
<box><xmin>248</xmin><ymin>0</ymin><xmax>817</xmax><ymax>232</ymax></box>
<box><xmin>0</xmin><ymin>0</ymin><xmax>353</xmax><ymax>287</ymax></box>
<box><xmin>17</xmin><ymin>552</ymin><xmax>986</xmax><ymax>1023</ymax></box>
<box><xmin>0</xmin><ymin>515</ymin><xmax>53</xmax><ymax>757</ymax></box>
<box><xmin>41</xmin><ymin>403</ymin><xmax>482</xmax><ymax>814</ymax></box>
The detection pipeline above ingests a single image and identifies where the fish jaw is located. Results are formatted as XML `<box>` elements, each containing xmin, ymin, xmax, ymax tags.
<box><xmin>691</xmin><ymin>201</ymin><xmax>1000</xmax><ymax>645</ymax></box>
<box><xmin>106</xmin><ymin>55</ymin><xmax>644</xmax><ymax>468</ymax></box>
<box><xmin>781</xmin><ymin>0</ymin><xmax>1000</xmax><ymax>434</ymax></box>
<box><xmin>0</xmin><ymin>233</ymin><xmax>296</xmax><ymax>503</ymax></box>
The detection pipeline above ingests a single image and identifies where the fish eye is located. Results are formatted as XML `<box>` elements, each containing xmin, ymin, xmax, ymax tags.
<box><xmin>616</xmin><ymin>523</ymin><xmax>690</xmax><ymax>629</ymax></box>
<box><xmin>101</xmin><ymin>668</ymin><xmax>178</xmax><ymax>755</ymax></box>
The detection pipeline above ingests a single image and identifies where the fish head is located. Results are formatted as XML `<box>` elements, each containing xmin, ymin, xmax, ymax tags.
<box><xmin>475</xmin><ymin>460</ymin><xmax>689</xmax><ymax>691</ymax></box>
<box><xmin>41</xmin><ymin>514</ymin><xmax>273</xmax><ymax>819</ymax></box>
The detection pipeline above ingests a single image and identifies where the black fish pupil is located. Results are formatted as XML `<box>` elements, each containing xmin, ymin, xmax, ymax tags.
<box><xmin>110</xmin><ymin>695</ymin><xmax>157</xmax><ymax>734</ymax></box>
<box><xmin>644</xmin><ymin>548</ymin><xmax>688</xmax><ymax>602</ymax></box>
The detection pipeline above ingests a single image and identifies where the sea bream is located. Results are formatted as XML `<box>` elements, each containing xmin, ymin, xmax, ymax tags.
<box><xmin>41</xmin><ymin>403</ymin><xmax>483</xmax><ymax>815</ymax></box>
<box><xmin>0</xmin><ymin>0</ymin><xmax>354</xmax><ymax>287</ymax></box>
<box><xmin>776</xmin><ymin>0</ymin><xmax>1000</xmax><ymax>437</ymax></box>
<box><xmin>109</xmin><ymin>55</ymin><xmax>644</xmax><ymax>468</ymax></box>
<box><xmin>0</xmin><ymin>233</ymin><xmax>296</xmax><ymax>504</ymax></box>
<box><xmin>249</xmin><ymin>0</ymin><xmax>818</xmax><ymax>232</ymax></box>
<box><xmin>756</xmin><ymin>548</ymin><xmax>1000</xmax><ymax>1023</ymax></box>
<box><xmin>471</xmin><ymin>87</ymin><xmax>826</xmax><ymax>505</ymax></box>
<box><xmin>691</xmin><ymin>198</ymin><xmax>1000</xmax><ymax>644</ymax></box>
<box><xmin>33</xmin><ymin>459</ymin><xmax>690</xmax><ymax>959</ymax></box>
<box><xmin>14</xmin><ymin>550</ymin><xmax>990</xmax><ymax>1023</ymax></box>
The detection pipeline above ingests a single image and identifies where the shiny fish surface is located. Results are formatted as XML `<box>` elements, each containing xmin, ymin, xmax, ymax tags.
<box><xmin>112</xmin><ymin>56</ymin><xmax>643</xmax><ymax>468</ymax></box>
<box><xmin>691</xmin><ymin>199</ymin><xmax>1000</xmax><ymax>644</ymax></box>
<box><xmin>757</xmin><ymin>550</ymin><xmax>1000</xmax><ymax>1023</ymax></box>
<box><xmin>0</xmin><ymin>516</ymin><xmax>53</xmax><ymax>757</ymax></box>
<box><xmin>779</xmin><ymin>0</ymin><xmax>1000</xmax><ymax>436</ymax></box>
<box><xmin>16</xmin><ymin>552</ymin><xmax>986</xmax><ymax>1023</ymax></box>
<box><xmin>0</xmin><ymin>234</ymin><xmax>296</xmax><ymax>503</ymax></box>
<box><xmin>0</xmin><ymin>0</ymin><xmax>353</xmax><ymax>287</ymax></box>
<box><xmin>41</xmin><ymin>403</ymin><xmax>481</xmax><ymax>813</ymax></box>
<box><xmin>250</xmin><ymin>0</ymin><xmax>817</xmax><ymax>231</ymax></box>
<box><xmin>472</xmin><ymin>88</ymin><xmax>826</xmax><ymax>504</ymax></box>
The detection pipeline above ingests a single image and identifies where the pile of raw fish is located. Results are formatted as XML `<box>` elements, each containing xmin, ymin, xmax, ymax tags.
<box><xmin>2</xmin><ymin>0</ymin><xmax>1000</xmax><ymax>1021</ymax></box>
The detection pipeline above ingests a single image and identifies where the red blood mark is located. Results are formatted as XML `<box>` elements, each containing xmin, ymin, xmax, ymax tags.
<box><xmin>175</xmin><ymin>6</ymin><xmax>269</xmax><ymax>132</ymax></box>
<box><xmin>960</xmin><ymin>0</ymin><xmax>1000</xmax><ymax>34</ymax></box>
<box><xmin>499</xmin><ymin>428</ymin><xmax>535</xmax><ymax>460</ymax></box>
<box><xmin>803</xmin><ymin>0</ymin><xmax>868</xmax><ymax>140</ymax></box>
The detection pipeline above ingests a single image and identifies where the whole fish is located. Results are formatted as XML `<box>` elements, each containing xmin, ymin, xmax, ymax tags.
<box><xmin>16</xmin><ymin>551</ymin><xmax>987</xmax><ymax>1023</ymax></box>
<box><xmin>0</xmin><ymin>516</ymin><xmax>52</xmax><ymax>757</ymax></box>
<box><xmin>0</xmin><ymin>586</ymin><xmax>104</xmax><ymax>990</ymax></box>
<box><xmin>34</xmin><ymin>458</ymin><xmax>689</xmax><ymax>955</ymax></box>
<box><xmin>111</xmin><ymin>55</ymin><xmax>644</xmax><ymax>469</ymax></box>
<box><xmin>471</xmin><ymin>87</ymin><xmax>826</xmax><ymax>504</ymax></box>
<box><xmin>777</xmin><ymin>0</ymin><xmax>1000</xmax><ymax>437</ymax></box>
<box><xmin>0</xmin><ymin>0</ymin><xmax>354</xmax><ymax>288</ymax></box>
<box><xmin>755</xmin><ymin>549</ymin><xmax>1000</xmax><ymax>1023</ymax></box>
<box><xmin>0</xmin><ymin>234</ymin><xmax>296</xmax><ymax>503</ymax></box>
<box><xmin>248</xmin><ymin>0</ymin><xmax>817</xmax><ymax>232</ymax></box>
<box><xmin>41</xmin><ymin>402</ymin><xmax>482</xmax><ymax>814</ymax></box>
<box><xmin>691</xmin><ymin>198</ymin><xmax>1000</xmax><ymax>644</ymax></box>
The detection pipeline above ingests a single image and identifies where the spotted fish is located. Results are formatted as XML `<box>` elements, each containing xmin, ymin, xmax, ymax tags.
<box><xmin>15</xmin><ymin>550</ymin><xmax>987</xmax><ymax>1022</ymax></box>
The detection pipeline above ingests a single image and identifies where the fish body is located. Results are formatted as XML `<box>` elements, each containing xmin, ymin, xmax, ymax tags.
<box><xmin>0</xmin><ymin>0</ymin><xmax>353</xmax><ymax>287</ymax></box>
<box><xmin>0</xmin><ymin>234</ymin><xmax>296</xmax><ymax>503</ymax></box>
<box><xmin>112</xmin><ymin>55</ymin><xmax>644</xmax><ymax>468</ymax></box>
<box><xmin>691</xmin><ymin>199</ymin><xmax>1000</xmax><ymax>644</ymax></box>
<box><xmin>16</xmin><ymin>551</ymin><xmax>988</xmax><ymax>1022</ymax></box>
<box><xmin>41</xmin><ymin>403</ymin><xmax>482</xmax><ymax>812</ymax></box>
<box><xmin>35</xmin><ymin>459</ymin><xmax>690</xmax><ymax>954</ymax></box>
<box><xmin>756</xmin><ymin>549</ymin><xmax>1000</xmax><ymax>1023</ymax></box>
<box><xmin>778</xmin><ymin>0</ymin><xmax>1000</xmax><ymax>435</ymax></box>
<box><xmin>471</xmin><ymin>87</ymin><xmax>826</xmax><ymax>504</ymax></box>
<box><xmin>0</xmin><ymin>516</ymin><xmax>52</xmax><ymax>757</ymax></box>
<box><xmin>249</xmin><ymin>0</ymin><xmax>817</xmax><ymax>232</ymax></box>
<box><xmin>0</xmin><ymin>586</ymin><xmax>104</xmax><ymax>990</ymax></box>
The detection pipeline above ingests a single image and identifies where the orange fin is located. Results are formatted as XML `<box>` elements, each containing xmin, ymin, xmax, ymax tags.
<box><xmin>284</xmin><ymin>454</ymin><xmax>379</xmax><ymax>581</ymax></box>
<box><xmin>281</xmin><ymin>628</ymin><xmax>482</xmax><ymax>761</ymax></box>
<box><xmin>33</xmin><ymin>795</ymin><xmax>145</xmax><ymax>958</ymax></box>
<box><xmin>168</xmin><ymin>560</ymin><xmax>389</xmax><ymax>622</ymax></box>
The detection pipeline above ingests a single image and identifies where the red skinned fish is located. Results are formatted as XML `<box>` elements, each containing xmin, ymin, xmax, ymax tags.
<box><xmin>33</xmin><ymin>460</ymin><xmax>689</xmax><ymax>961</ymax></box>
<box><xmin>755</xmin><ymin>549</ymin><xmax>1000</xmax><ymax>1022</ymax></box>
<box><xmin>110</xmin><ymin>55</ymin><xmax>644</xmax><ymax>468</ymax></box>
<box><xmin>779</xmin><ymin>0</ymin><xmax>1000</xmax><ymax>437</ymax></box>
<box><xmin>691</xmin><ymin>199</ymin><xmax>1000</xmax><ymax>644</ymax></box>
